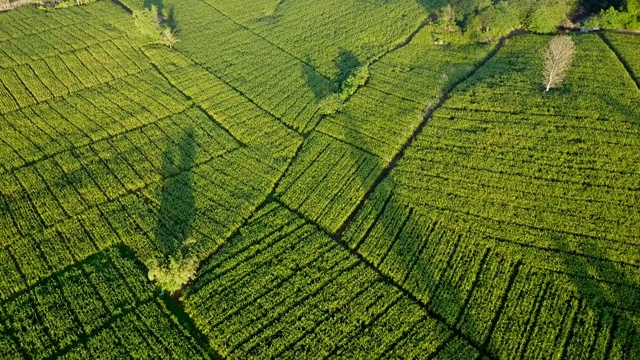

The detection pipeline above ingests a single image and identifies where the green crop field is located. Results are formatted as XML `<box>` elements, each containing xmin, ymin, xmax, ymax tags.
<box><xmin>0</xmin><ymin>0</ymin><xmax>639</xmax><ymax>358</ymax></box>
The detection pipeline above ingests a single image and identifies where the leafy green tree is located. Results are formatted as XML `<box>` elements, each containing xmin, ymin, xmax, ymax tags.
<box><xmin>527</xmin><ymin>4</ymin><xmax>568</xmax><ymax>33</ymax></box>
<box><xmin>159</xmin><ymin>27</ymin><xmax>180</xmax><ymax>48</ymax></box>
<box><xmin>465</xmin><ymin>3</ymin><xmax>520</xmax><ymax>40</ymax></box>
<box><xmin>148</xmin><ymin>237</ymin><xmax>198</xmax><ymax>294</ymax></box>
<box><xmin>133</xmin><ymin>4</ymin><xmax>181</xmax><ymax>47</ymax></box>
<box><xmin>318</xmin><ymin>93</ymin><xmax>343</xmax><ymax>115</ymax></box>
<box><xmin>586</xmin><ymin>0</ymin><xmax>640</xmax><ymax>29</ymax></box>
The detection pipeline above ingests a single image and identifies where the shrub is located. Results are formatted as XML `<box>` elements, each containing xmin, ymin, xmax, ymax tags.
<box><xmin>148</xmin><ymin>253</ymin><xmax>198</xmax><ymax>294</ymax></box>
<box><xmin>528</xmin><ymin>5</ymin><xmax>568</xmax><ymax>33</ymax></box>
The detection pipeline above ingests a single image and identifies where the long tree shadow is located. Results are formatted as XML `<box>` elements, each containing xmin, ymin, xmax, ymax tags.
<box><xmin>335</xmin><ymin>49</ymin><xmax>361</xmax><ymax>85</ymax></box>
<box><xmin>154</xmin><ymin>128</ymin><xmax>196</xmax><ymax>255</ymax></box>
<box><xmin>553</xmin><ymin>232</ymin><xmax>640</xmax><ymax>357</ymax></box>
<box><xmin>301</xmin><ymin>57</ymin><xmax>339</xmax><ymax>101</ymax></box>
<box><xmin>143</xmin><ymin>0</ymin><xmax>163</xmax><ymax>13</ymax></box>
<box><xmin>297</xmin><ymin>48</ymin><xmax>492</xmax><ymax>355</ymax></box>
<box><xmin>415</xmin><ymin>0</ymin><xmax>451</xmax><ymax>13</ymax></box>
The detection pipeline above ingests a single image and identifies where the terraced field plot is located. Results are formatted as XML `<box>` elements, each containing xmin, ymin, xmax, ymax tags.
<box><xmin>0</xmin><ymin>0</ymin><xmax>639</xmax><ymax>359</ymax></box>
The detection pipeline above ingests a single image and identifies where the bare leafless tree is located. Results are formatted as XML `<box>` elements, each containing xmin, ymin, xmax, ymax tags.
<box><xmin>543</xmin><ymin>35</ymin><xmax>576</xmax><ymax>92</ymax></box>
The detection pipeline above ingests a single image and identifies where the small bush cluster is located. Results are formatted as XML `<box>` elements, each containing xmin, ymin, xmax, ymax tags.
<box><xmin>585</xmin><ymin>0</ymin><xmax>640</xmax><ymax>30</ymax></box>
<box><xmin>147</xmin><ymin>237</ymin><xmax>199</xmax><ymax>295</ymax></box>
<box><xmin>133</xmin><ymin>4</ymin><xmax>179</xmax><ymax>48</ymax></box>
<box><xmin>319</xmin><ymin>65</ymin><xmax>369</xmax><ymax>115</ymax></box>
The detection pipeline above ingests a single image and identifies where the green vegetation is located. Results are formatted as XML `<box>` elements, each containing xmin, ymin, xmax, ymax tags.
<box><xmin>342</xmin><ymin>34</ymin><xmax>640</xmax><ymax>358</ymax></box>
<box><xmin>586</xmin><ymin>0</ymin><xmax>640</xmax><ymax>30</ymax></box>
<box><xmin>148</xmin><ymin>237</ymin><xmax>198</xmax><ymax>294</ymax></box>
<box><xmin>133</xmin><ymin>4</ymin><xmax>179</xmax><ymax>47</ymax></box>
<box><xmin>0</xmin><ymin>246</ymin><xmax>212</xmax><ymax>358</ymax></box>
<box><xmin>0</xmin><ymin>0</ymin><xmax>639</xmax><ymax>359</ymax></box>
<box><xmin>604</xmin><ymin>32</ymin><xmax>640</xmax><ymax>82</ymax></box>
<box><xmin>185</xmin><ymin>203</ymin><xmax>479</xmax><ymax>358</ymax></box>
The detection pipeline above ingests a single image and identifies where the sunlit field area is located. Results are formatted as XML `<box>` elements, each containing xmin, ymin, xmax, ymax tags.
<box><xmin>0</xmin><ymin>0</ymin><xmax>639</xmax><ymax>358</ymax></box>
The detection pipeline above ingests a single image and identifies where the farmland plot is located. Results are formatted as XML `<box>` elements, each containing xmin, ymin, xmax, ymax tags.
<box><xmin>0</xmin><ymin>1</ymin><xmax>302</xmax><ymax>305</ymax></box>
<box><xmin>202</xmin><ymin>0</ymin><xmax>432</xmax><ymax>81</ymax></box>
<box><xmin>342</xmin><ymin>34</ymin><xmax>640</xmax><ymax>359</ymax></box>
<box><xmin>0</xmin><ymin>246</ymin><xmax>210</xmax><ymax>359</ymax></box>
<box><xmin>276</xmin><ymin>29</ymin><xmax>493</xmax><ymax>233</ymax></box>
<box><xmin>160</xmin><ymin>0</ymin><xmax>336</xmax><ymax>132</ymax></box>
<box><xmin>0</xmin><ymin>1</ymin><xmax>149</xmax><ymax>114</ymax></box>
<box><xmin>184</xmin><ymin>202</ymin><xmax>481</xmax><ymax>359</ymax></box>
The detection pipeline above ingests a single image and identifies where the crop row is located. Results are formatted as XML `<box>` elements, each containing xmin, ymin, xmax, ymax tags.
<box><xmin>185</xmin><ymin>202</ymin><xmax>478</xmax><ymax>358</ymax></box>
<box><xmin>603</xmin><ymin>33</ymin><xmax>640</xmax><ymax>84</ymax></box>
<box><xmin>199</xmin><ymin>0</ymin><xmax>427</xmax><ymax>82</ymax></box>
<box><xmin>0</xmin><ymin>69</ymin><xmax>190</xmax><ymax>172</ymax></box>
<box><xmin>0</xmin><ymin>40</ymin><xmax>155</xmax><ymax>114</ymax></box>
<box><xmin>275</xmin><ymin>131</ymin><xmax>384</xmax><ymax>233</ymax></box>
<box><xmin>314</xmin><ymin>27</ymin><xmax>491</xmax><ymax>160</ymax></box>
<box><xmin>394</xmin><ymin>149</ymin><xmax>640</xmax><ymax>244</ymax></box>
<box><xmin>160</xmin><ymin>0</ymin><xmax>335</xmax><ymax>132</ymax></box>
<box><xmin>0</xmin><ymin>246</ymin><xmax>209</xmax><ymax>359</ymax></box>
<box><xmin>0</xmin><ymin>1</ymin><xmax>141</xmax><ymax>67</ymax></box>
<box><xmin>142</xmin><ymin>45</ymin><xmax>302</xmax><ymax>156</ymax></box>
<box><xmin>341</xmin><ymin>180</ymin><xmax>640</xmax><ymax>359</ymax></box>
<box><xmin>0</xmin><ymin>105</ymin><xmax>238</xmax><ymax>244</ymax></box>
<box><xmin>0</xmin><ymin>1</ymin><xmax>130</xmax><ymax>43</ymax></box>
<box><xmin>0</xmin><ymin>22</ymin><xmax>129</xmax><ymax>69</ymax></box>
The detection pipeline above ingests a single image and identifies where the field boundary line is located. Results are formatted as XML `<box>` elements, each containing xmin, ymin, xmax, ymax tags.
<box><xmin>599</xmin><ymin>32</ymin><xmax>640</xmax><ymax>93</ymax></box>
<box><xmin>271</xmin><ymin>198</ymin><xmax>497</xmax><ymax>360</ymax></box>
<box><xmin>200</xmin><ymin>1</ymin><xmax>334</xmax><ymax>84</ymax></box>
<box><xmin>334</xmin><ymin>29</ymin><xmax>525</xmax><ymax>239</ymax></box>
<box><xmin>313</xmin><ymin>128</ymin><xmax>382</xmax><ymax>159</ymax></box>
<box><xmin>187</xmin><ymin>61</ymin><xmax>301</xmax><ymax>136</ymax></box>
<box><xmin>45</xmin><ymin>298</ymin><xmax>155</xmax><ymax>360</ymax></box>
<box><xmin>139</xmin><ymin>49</ymin><xmax>249</xmax><ymax>147</ymax></box>
<box><xmin>109</xmin><ymin>0</ymin><xmax>133</xmax><ymax>14</ymax></box>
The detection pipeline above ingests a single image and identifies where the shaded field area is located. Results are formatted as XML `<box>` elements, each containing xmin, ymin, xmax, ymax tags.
<box><xmin>0</xmin><ymin>0</ymin><xmax>639</xmax><ymax>359</ymax></box>
<box><xmin>341</xmin><ymin>34</ymin><xmax>640</xmax><ymax>359</ymax></box>
<box><xmin>0</xmin><ymin>246</ymin><xmax>212</xmax><ymax>359</ymax></box>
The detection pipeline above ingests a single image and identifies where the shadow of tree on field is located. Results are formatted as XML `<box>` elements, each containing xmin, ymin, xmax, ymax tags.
<box><xmin>154</xmin><ymin>128</ymin><xmax>196</xmax><ymax>255</ymax></box>
<box><xmin>301</xmin><ymin>35</ymin><xmax>640</xmax><ymax>357</ymax></box>
<box><xmin>335</xmin><ymin>50</ymin><xmax>361</xmax><ymax>85</ymax></box>
<box><xmin>301</xmin><ymin>49</ymin><xmax>361</xmax><ymax>103</ymax></box>
<box><xmin>415</xmin><ymin>0</ymin><xmax>451</xmax><ymax>13</ymax></box>
<box><xmin>300</xmin><ymin>59</ymin><xmax>337</xmax><ymax>101</ymax></box>
<box><xmin>143</xmin><ymin>0</ymin><xmax>163</xmax><ymax>13</ymax></box>
<box><xmin>296</xmin><ymin>48</ymin><xmax>491</xmax><ymax>356</ymax></box>
<box><xmin>553</xmin><ymin>232</ymin><xmax>640</xmax><ymax>357</ymax></box>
